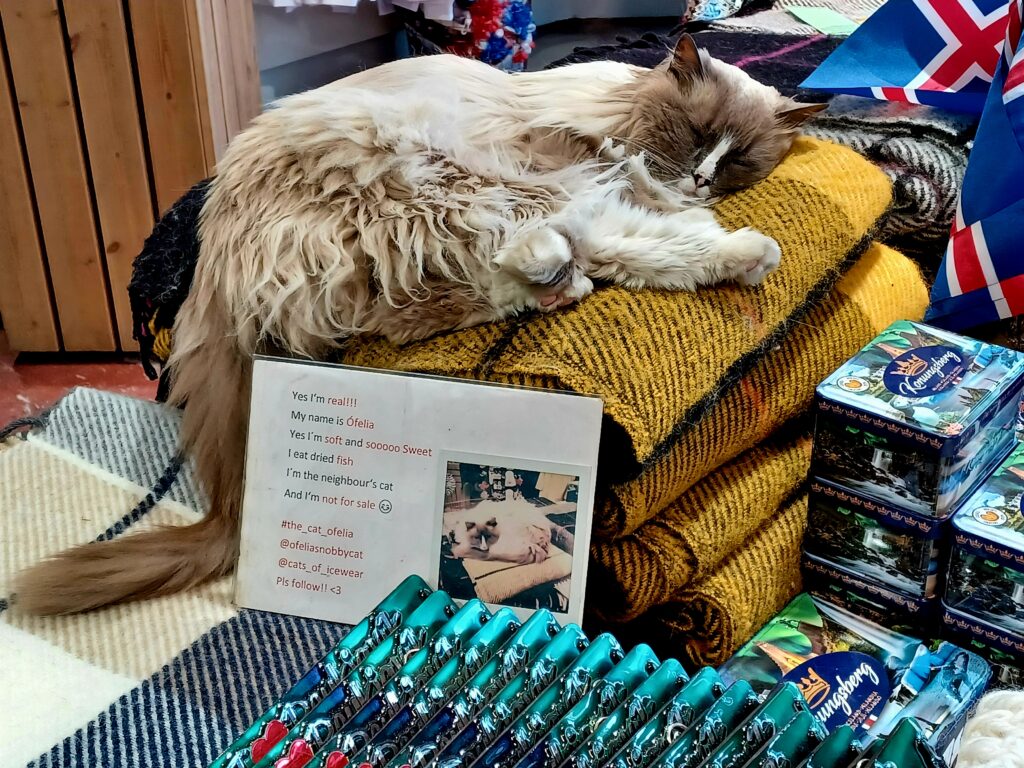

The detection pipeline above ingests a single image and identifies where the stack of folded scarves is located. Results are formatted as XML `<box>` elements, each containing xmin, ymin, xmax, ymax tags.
<box><xmin>340</xmin><ymin>136</ymin><xmax>931</xmax><ymax>667</ymax></box>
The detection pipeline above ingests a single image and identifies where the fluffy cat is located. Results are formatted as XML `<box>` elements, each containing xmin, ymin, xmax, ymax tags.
<box><xmin>15</xmin><ymin>36</ymin><xmax>823</xmax><ymax>614</ymax></box>
<box><xmin>445</xmin><ymin>500</ymin><xmax>576</xmax><ymax>565</ymax></box>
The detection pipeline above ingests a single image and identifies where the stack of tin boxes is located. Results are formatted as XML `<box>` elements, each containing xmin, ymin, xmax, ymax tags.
<box><xmin>803</xmin><ymin>320</ymin><xmax>1024</xmax><ymax>635</ymax></box>
<box><xmin>942</xmin><ymin>441</ymin><xmax>1024</xmax><ymax>685</ymax></box>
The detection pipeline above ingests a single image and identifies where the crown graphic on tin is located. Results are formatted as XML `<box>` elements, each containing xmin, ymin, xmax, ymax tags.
<box><xmin>795</xmin><ymin>668</ymin><xmax>831</xmax><ymax>708</ymax></box>
<box><xmin>892</xmin><ymin>354</ymin><xmax>928</xmax><ymax>377</ymax></box>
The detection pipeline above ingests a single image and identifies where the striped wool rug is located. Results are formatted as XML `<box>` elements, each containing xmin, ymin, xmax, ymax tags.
<box><xmin>0</xmin><ymin>388</ymin><xmax>345</xmax><ymax>768</ymax></box>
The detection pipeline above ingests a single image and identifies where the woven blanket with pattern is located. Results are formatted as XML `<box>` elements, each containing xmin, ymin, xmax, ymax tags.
<box><xmin>595</xmin><ymin>240</ymin><xmax>928</xmax><ymax>540</ymax></box>
<box><xmin>546</xmin><ymin>26</ymin><xmax>977</xmax><ymax>276</ymax></box>
<box><xmin>0</xmin><ymin>389</ymin><xmax>346</xmax><ymax>768</ymax></box>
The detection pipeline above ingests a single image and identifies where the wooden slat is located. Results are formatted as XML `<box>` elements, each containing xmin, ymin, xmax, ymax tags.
<box><xmin>0</xmin><ymin>23</ymin><xmax>59</xmax><ymax>352</ymax></box>
<box><xmin>187</xmin><ymin>0</ymin><xmax>228</xmax><ymax>164</ymax></box>
<box><xmin>1</xmin><ymin>1</ymin><xmax>116</xmax><ymax>351</ymax></box>
<box><xmin>63</xmin><ymin>0</ymin><xmax>156</xmax><ymax>351</ymax></box>
<box><xmin>213</xmin><ymin>0</ymin><xmax>261</xmax><ymax>139</ymax></box>
<box><xmin>186</xmin><ymin>0</ymin><xmax>261</xmax><ymax>167</ymax></box>
<box><xmin>128</xmin><ymin>0</ymin><xmax>210</xmax><ymax>212</ymax></box>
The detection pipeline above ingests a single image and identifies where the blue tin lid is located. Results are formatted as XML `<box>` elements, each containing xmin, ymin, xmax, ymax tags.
<box><xmin>817</xmin><ymin>321</ymin><xmax>1024</xmax><ymax>441</ymax></box>
<box><xmin>952</xmin><ymin>442</ymin><xmax>1024</xmax><ymax>571</ymax></box>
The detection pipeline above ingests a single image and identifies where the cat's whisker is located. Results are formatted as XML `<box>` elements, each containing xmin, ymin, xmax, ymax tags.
<box><xmin>615</xmin><ymin>136</ymin><xmax>679</xmax><ymax>175</ymax></box>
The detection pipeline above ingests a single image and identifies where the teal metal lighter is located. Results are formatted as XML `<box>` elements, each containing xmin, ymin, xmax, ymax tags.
<box><xmin>250</xmin><ymin>590</ymin><xmax>456</xmax><ymax>768</ymax></box>
<box><xmin>562</xmin><ymin>657</ymin><xmax>690</xmax><ymax>768</ymax></box>
<box><xmin>383</xmin><ymin>609</ymin><xmax>562</xmax><ymax>768</ymax></box>
<box><xmin>647</xmin><ymin>680</ymin><xmax>761</xmax><ymax>768</ymax></box>
<box><xmin>605</xmin><ymin>666</ymin><xmax>726</xmax><ymax>768</ymax></box>
<box><xmin>307</xmin><ymin>599</ymin><xmax>492</xmax><ymax>766</ymax></box>
<box><xmin>208</xmin><ymin>575</ymin><xmax>432</xmax><ymax>768</ymax></box>
<box><xmin>516</xmin><ymin>644</ymin><xmax>661</xmax><ymax>768</ymax></box>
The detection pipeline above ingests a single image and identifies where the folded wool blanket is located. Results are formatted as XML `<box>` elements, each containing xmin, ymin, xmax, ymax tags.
<box><xmin>340</xmin><ymin>138</ymin><xmax>891</xmax><ymax>491</ymax></box>
<box><xmin>591</xmin><ymin>428</ymin><xmax>813</xmax><ymax>625</ymax></box>
<box><xmin>596</xmin><ymin>240</ymin><xmax>929</xmax><ymax>540</ymax></box>
<box><xmin>609</xmin><ymin>492</ymin><xmax>810</xmax><ymax>668</ymax></box>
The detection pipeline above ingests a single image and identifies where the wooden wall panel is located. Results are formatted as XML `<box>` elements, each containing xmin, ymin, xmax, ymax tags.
<box><xmin>127</xmin><ymin>0</ymin><xmax>211</xmax><ymax>213</ymax></box>
<box><xmin>0</xmin><ymin>29</ymin><xmax>59</xmax><ymax>352</ymax></box>
<box><xmin>0</xmin><ymin>0</ymin><xmax>259</xmax><ymax>354</ymax></box>
<box><xmin>64</xmin><ymin>0</ymin><xmax>155</xmax><ymax>350</ymax></box>
<box><xmin>0</xmin><ymin>1</ymin><xmax>115</xmax><ymax>351</ymax></box>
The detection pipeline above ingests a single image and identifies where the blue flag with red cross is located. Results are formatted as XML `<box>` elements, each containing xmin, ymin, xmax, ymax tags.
<box><xmin>927</xmin><ymin>0</ymin><xmax>1024</xmax><ymax>330</ymax></box>
<box><xmin>801</xmin><ymin>0</ymin><xmax>1012</xmax><ymax>113</ymax></box>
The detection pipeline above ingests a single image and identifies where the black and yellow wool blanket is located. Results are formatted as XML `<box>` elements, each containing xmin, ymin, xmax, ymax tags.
<box><xmin>130</xmin><ymin>137</ymin><xmax>928</xmax><ymax>664</ymax></box>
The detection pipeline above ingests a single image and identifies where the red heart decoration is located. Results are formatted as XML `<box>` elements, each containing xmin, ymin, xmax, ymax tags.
<box><xmin>324</xmin><ymin>753</ymin><xmax>349</xmax><ymax>768</ymax></box>
<box><xmin>251</xmin><ymin>720</ymin><xmax>289</xmax><ymax>763</ymax></box>
<box><xmin>274</xmin><ymin>739</ymin><xmax>314</xmax><ymax>768</ymax></box>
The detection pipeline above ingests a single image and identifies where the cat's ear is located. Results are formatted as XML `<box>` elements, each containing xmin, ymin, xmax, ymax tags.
<box><xmin>486</xmin><ymin>517</ymin><xmax>498</xmax><ymax>528</ymax></box>
<box><xmin>465</xmin><ymin>521</ymin><xmax>475</xmax><ymax>530</ymax></box>
<box><xmin>777</xmin><ymin>102</ymin><xmax>827</xmax><ymax>127</ymax></box>
<box><xmin>670</xmin><ymin>34</ymin><xmax>705</xmax><ymax>83</ymax></box>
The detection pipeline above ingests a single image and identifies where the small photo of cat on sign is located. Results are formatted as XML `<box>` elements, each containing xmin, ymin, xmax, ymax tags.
<box><xmin>440</xmin><ymin>460</ymin><xmax>580</xmax><ymax>614</ymax></box>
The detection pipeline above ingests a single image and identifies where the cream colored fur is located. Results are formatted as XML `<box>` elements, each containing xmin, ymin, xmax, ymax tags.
<box><xmin>958</xmin><ymin>690</ymin><xmax>1024</xmax><ymax>768</ymax></box>
<box><xmin>15</xmin><ymin>47</ymin><xmax>797</xmax><ymax>615</ymax></box>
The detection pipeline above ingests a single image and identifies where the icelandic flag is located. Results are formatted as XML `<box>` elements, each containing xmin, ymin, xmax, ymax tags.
<box><xmin>801</xmin><ymin>0</ymin><xmax>1011</xmax><ymax>113</ymax></box>
<box><xmin>927</xmin><ymin>0</ymin><xmax>1024</xmax><ymax>330</ymax></box>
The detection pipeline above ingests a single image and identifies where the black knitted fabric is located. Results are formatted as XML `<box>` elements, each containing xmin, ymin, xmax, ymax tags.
<box><xmin>128</xmin><ymin>179</ymin><xmax>211</xmax><ymax>381</ymax></box>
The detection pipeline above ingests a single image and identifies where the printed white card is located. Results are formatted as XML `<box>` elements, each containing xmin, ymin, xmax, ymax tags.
<box><xmin>235</xmin><ymin>355</ymin><xmax>603</xmax><ymax>626</ymax></box>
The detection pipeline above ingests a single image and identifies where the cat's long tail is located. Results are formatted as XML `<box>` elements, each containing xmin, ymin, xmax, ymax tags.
<box><xmin>13</xmin><ymin>292</ymin><xmax>248</xmax><ymax>615</ymax></box>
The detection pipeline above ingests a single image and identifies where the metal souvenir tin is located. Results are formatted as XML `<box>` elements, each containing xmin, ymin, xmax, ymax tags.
<box><xmin>805</xmin><ymin>478</ymin><xmax>950</xmax><ymax>599</ymax></box>
<box><xmin>812</xmin><ymin>320</ymin><xmax>1024</xmax><ymax>518</ymax></box>
<box><xmin>947</xmin><ymin>440</ymin><xmax>1024</xmax><ymax>637</ymax></box>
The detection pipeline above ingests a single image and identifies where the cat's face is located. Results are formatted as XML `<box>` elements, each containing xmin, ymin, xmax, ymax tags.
<box><xmin>446</xmin><ymin>515</ymin><xmax>500</xmax><ymax>559</ymax></box>
<box><xmin>628</xmin><ymin>35</ymin><xmax>826</xmax><ymax>198</ymax></box>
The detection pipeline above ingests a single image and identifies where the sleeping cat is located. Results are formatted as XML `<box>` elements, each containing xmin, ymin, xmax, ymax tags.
<box><xmin>15</xmin><ymin>35</ymin><xmax>824</xmax><ymax>614</ymax></box>
<box><xmin>445</xmin><ymin>500</ymin><xmax>576</xmax><ymax>565</ymax></box>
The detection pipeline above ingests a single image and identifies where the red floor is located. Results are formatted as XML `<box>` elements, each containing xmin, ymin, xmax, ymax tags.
<box><xmin>0</xmin><ymin>332</ymin><xmax>158</xmax><ymax>427</ymax></box>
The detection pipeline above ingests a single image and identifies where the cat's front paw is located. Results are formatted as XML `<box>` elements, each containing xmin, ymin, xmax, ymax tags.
<box><xmin>719</xmin><ymin>229</ymin><xmax>781</xmax><ymax>287</ymax></box>
<box><xmin>537</xmin><ymin>267</ymin><xmax>594</xmax><ymax>313</ymax></box>
<box><xmin>495</xmin><ymin>226</ymin><xmax>573</xmax><ymax>285</ymax></box>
